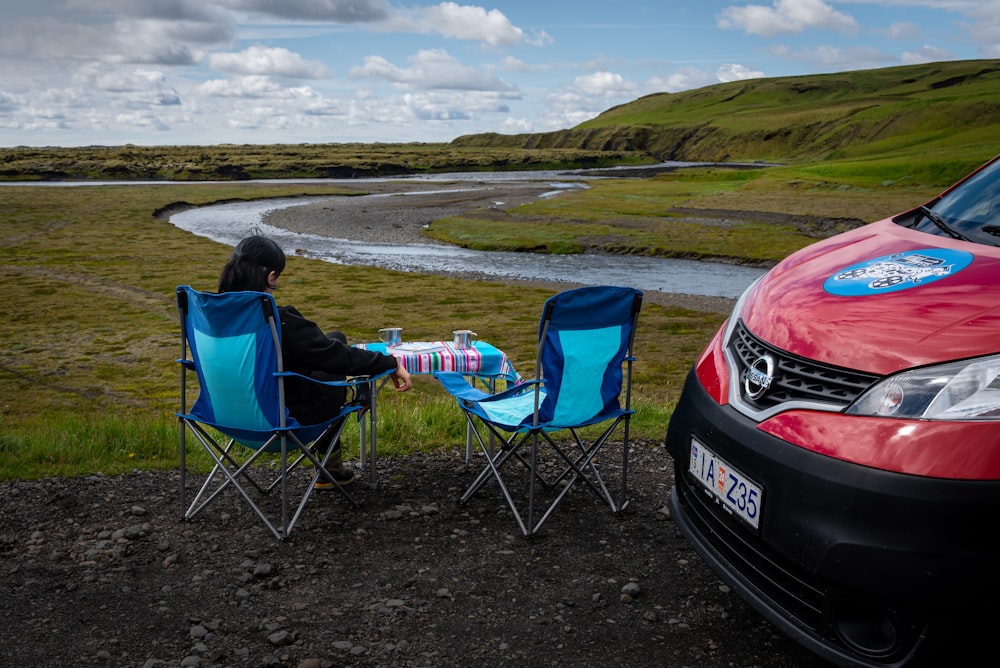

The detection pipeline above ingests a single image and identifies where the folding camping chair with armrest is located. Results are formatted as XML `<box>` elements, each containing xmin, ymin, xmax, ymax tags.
<box><xmin>176</xmin><ymin>285</ymin><xmax>393</xmax><ymax>540</ymax></box>
<box><xmin>434</xmin><ymin>285</ymin><xmax>643</xmax><ymax>537</ymax></box>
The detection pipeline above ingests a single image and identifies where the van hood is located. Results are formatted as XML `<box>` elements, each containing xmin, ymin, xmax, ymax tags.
<box><xmin>740</xmin><ymin>218</ymin><xmax>1000</xmax><ymax>375</ymax></box>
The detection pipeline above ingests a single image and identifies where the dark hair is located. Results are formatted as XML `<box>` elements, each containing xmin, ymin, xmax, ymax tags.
<box><xmin>218</xmin><ymin>235</ymin><xmax>287</xmax><ymax>293</ymax></box>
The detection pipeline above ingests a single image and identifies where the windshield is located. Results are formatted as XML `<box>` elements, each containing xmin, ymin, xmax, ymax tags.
<box><xmin>906</xmin><ymin>158</ymin><xmax>1000</xmax><ymax>246</ymax></box>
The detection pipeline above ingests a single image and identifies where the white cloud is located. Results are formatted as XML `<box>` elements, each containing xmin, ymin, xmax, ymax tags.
<box><xmin>405</xmin><ymin>92</ymin><xmax>474</xmax><ymax>121</ymax></box>
<box><xmin>73</xmin><ymin>66</ymin><xmax>165</xmax><ymax>93</ymax></box>
<box><xmin>901</xmin><ymin>45</ymin><xmax>956</xmax><ymax>64</ymax></box>
<box><xmin>645</xmin><ymin>68</ymin><xmax>717</xmax><ymax>94</ymax></box>
<box><xmin>573</xmin><ymin>71</ymin><xmax>638</xmax><ymax>97</ymax></box>
<box><xmin>536</xmin><ymin>107</ymin><xmax>600</xmax><ymax>132</ymax></box>
<box><xmin>499</xmin><ymin>56</ymin><xmax>538</xmax><ymax>73</ymax></box>
<box><xmin>218</xmin><ymin>0</ymin><xmax>391</xmax><ymax>23</ymax></box>
<box><xmin>499</xmin><ymin>116</ymin><xmax>534</xmax><ymax>134</ymax></box>
<box><xmin>717</xmin><ymin>63</ymin><xmax>766</xmax><ymax>82</ymax></box>
<box><xmin>961</xmin><ymin>1</ymin><xmax>1000</xmax><ymax>58</ymax></box>
<box><xmin>0</xmin><ymin>12</ymin><xmax>230</xmax><ymax>66</ymax></box>
<box><xmin>114</xmin><ymin>111</ymin><xmax>170</xmax><ymax>132</ymax></box>
<box><xmin>883</xmin><ymin>21</ymin><xmax>923</xmax><ymax>41</ymax></box>
<box><xmin>326</xmin><ymin>88</ymin><xmax>517</xmax><ymax>136</ymax></box>
<box><xmin>642</xmin><ymin>63</ymin><xmax>763</xmax><ymax>95</ymax></box>
<box><xmin>65</xmin><ymin>0</ymin><xmax>227</xmax><ymax>23</ymax></box>
<box><xmin>70</xmin><ymin>64</ymin><xmax>183</xmax><ymax>111</ymax></box>
<box><xmin>350</xmin><ymin>49</ymin><xmax>518</xmax><ymax>92</ymax></box>
<box><xmin>0</xmin><ymin>90</ymin><xmax>21</xmax><ymax>114</ymax></box>
<box><xmin>222</xmin><ymin>1</ymin><xmax>542</xmax><ymax>48</ymax></box>
<box><xmin>198</xmin><ymin>75</ymin><xmax>285</xmax><ymax>98</ymax></box>
<box><xmin>719</xmin><ymin>0</ymin><xmax>857</xmax><ymax>37</ymax></box>
<box><xmin>0</xmin><ymin>17</ymin><xmax>113</xmax><ymax>61</ymax></box>
<box><xmin>209</xmin><ymin>46</ymin><xmax>330</xmax><ymax>78</ymax></box>
<box><xmin>769</xmin><ymin>43</ymin><xmax>897</xmax><ymax>71</ymax></box>
<box><xmin>382</xmin><ymin>2</ymin><xmax>533</xmax><ymax>47</ymax></box>
<box><xmin>537</xmin><ymin>71</ymin><xmax>640</xmax><ymax>129</ymax></box>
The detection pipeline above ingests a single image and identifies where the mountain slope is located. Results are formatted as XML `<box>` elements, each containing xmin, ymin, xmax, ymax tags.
<box><xmin>452</xmin><ymin>60</ymin><xmax>1000</xmax><ymax>163</ymax></box>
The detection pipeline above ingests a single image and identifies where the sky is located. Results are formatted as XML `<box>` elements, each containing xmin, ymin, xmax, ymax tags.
<box><xmin>0</xmin><ymin>0</ymin><xmax>997</xmax><ymax>147</ymax></box>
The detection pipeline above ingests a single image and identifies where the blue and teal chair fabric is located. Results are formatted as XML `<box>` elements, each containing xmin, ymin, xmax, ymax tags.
<box><xmin>176</xmin><ymin>286</ymin><xmax>391</xmax><ymax>540</ymax></box>
<box><xmin>434</xmin><ymin>285</ymin><xmax>643</xmax><ymax>536</ymax></box>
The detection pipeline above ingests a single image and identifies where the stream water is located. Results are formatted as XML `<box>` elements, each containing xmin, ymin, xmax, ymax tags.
<box><xmin>169</xmin><ymin>195</ymin><xmax>766</xmax><ymax>299</ymax></box>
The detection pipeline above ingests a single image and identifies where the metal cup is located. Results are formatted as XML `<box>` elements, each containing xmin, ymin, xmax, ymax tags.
<box><xmin>453</xmin><ymin>329</ymin><xmax>477</xmax><ymax>349</ymax></box>
<box><xmin>378</xmin><ymin>327</ymin><xmax>403</xmax><ymax>347</ymax></box>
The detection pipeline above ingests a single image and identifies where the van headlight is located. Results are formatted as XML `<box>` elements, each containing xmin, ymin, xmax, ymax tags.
<box><xmin>847</xmin><ymin>355</ymin><xmax>1000</xmax><ymax>420</ymax></box>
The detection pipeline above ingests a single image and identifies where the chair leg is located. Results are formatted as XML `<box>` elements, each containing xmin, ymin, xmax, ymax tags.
<box><xmin>456</xmin><ymin>406</ymin><xmax>632</xmax><ymax>537</ymax></box>
<box><xmin>459</xmin><ymin>414</ymin><xmax>535</xmax><ymax>537</ymax></box>
<box><xmin>527</xmin><ymin>431</ymin><xmax>539</xmax><ymax>535</ymax></box>
<box><xmin>184</xmin><ymin>434</ymin><xmax>286</xmax><ymax>541</ymax></box>
<box><xmin>546</xmin><ymin>418</ymin><xmax>628</xmax><ymax>511</ymax></box>
<box><xmin>355</xmin><ymin>377</ymin><xmax>381</xmax><ymax>488</ymax></box>
<box><xmin>179</xmin><ymin>416</ymin><xmax>187</xmax><ymax>518</ymax></box>
<box><xmin>459</xmin><ymin>417</ymin><xmax>527</xmax><ymax>502</ymax></box>
<box><xmin>179</xmin><ymin>420</ymin><xmax>362</xmax><ymax>541</ymax></box>
<box><xmin>280</xmin><ymin>436</ymin><xmax>289</xmax><ymax>538</ymax></box>
<box><xmin>619</xmin><ymin>416</ymin><xmax>631</xmax><ymax>512</ymax></box>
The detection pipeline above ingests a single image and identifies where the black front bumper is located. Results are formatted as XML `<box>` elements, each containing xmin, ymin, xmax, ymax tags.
<box><xmin>666</xmin><ymin>368</ymin><xmax>1000</xmax><ymax>667</ymax></box>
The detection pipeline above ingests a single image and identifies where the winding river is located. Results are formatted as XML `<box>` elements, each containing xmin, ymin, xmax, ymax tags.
<box><xmin>169</xmin><ymin>189</ymin><xmax>766</xmax><ymax>300</ymax></box>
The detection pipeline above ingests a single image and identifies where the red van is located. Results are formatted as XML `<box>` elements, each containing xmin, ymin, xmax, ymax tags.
<box><xmin>666</xmin><ymin>155</ymin><xmax>1000</xmax><ymax>667</ymax></box>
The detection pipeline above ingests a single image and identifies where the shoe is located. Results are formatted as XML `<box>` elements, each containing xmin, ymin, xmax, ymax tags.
<box><xmin>315</xmin><ymin>463</ymin><xmax>356</xmax><ymax>489</ymax></box>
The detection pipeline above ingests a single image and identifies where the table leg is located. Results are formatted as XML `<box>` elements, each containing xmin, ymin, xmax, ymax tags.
<box><xmin>367</xmin><ymin>394</ymin><xmax>378</xmax><ymax>488</ymax></box>
<box><xmin>358</xmin><ymin>376</ymin><xmax>389</xmax><ymax>488</ymax></box>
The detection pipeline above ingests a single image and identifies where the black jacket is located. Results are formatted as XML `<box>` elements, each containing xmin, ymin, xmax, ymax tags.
<box><xmin>278</xmin><ymin>305</ymin><xmax>398</xmax><ymax>424</ymax></box>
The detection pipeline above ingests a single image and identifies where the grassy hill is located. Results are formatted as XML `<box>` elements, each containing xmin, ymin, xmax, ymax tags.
<box><xmin>453</xmin><ymin>59</ymin><xmax>1000</xmax><ymax>176</ymax></box>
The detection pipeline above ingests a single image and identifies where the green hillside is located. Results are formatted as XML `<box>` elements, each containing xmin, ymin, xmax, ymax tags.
<box><xmin>453</xmin><ymin>60</ymin><xmax>1000</xmax><ymax>169</ymax></box>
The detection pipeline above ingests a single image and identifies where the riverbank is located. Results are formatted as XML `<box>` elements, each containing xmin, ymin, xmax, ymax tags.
<box><xmin>265</xmin><ymin>179</ymin><xmax>558</xmax><ymax>244</ymax></box>
<box><xmin>263</xmin><ymin>180</ymin><xmax>742</xmax><ymax>313</ymax></box>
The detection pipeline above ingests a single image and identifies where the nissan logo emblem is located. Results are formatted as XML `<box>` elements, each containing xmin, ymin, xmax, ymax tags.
<box><xmin>744</xmin><ymin>354</ymin><xmax>775</xmax><ymax>401</ymax></box>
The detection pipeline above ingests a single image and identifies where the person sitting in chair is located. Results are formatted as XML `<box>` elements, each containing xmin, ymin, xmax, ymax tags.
<box><xmin>218</xmin><ymin>235</ymin><xmax>412</xmax><ymax>486</ymax></box>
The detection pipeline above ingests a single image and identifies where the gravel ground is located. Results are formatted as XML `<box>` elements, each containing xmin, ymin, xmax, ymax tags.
<box><xmin>264</xmin><ymin>180</ymin><xmax>561</xmax><ymax>247</ymax></box>
<box><xmin>0</xmin><ymin>445</ymin><xmax>827</xmax><ymax>668</ymax></box>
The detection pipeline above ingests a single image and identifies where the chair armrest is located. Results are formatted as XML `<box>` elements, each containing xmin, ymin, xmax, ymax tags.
<box><xmin>433</xmin><ymin>371</ymin><xmax>488</xmax><ymax>401</ymax></box>
<box><xmin>276</xmin><ymin>368</ymin><xmax>395</xmax><ymax>388</ymax></box>
<box><xmin>177</xmin><ymin>359</ymin><xmax>195</xmax><ymax>369</ymax></box>
<box><xmin>434</xmin><ymin>370</ymin><xmax>540</xmax><ymax>403</ymax></box>
<box><xmin>474</xmin><ymin>378</ymin><xmax>542</xmax><ymax>403</ymax></box>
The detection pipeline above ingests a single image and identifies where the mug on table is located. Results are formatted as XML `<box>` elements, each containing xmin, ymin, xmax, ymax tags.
<box><xmin>453</xmin><ymin>329</ymin><xmax>477</xmax><ymax>349</ymax></box>
<box><xmin>378</xmin><ymin>327</ymin><xmax>403</xmax><ymax>347</ymax></box>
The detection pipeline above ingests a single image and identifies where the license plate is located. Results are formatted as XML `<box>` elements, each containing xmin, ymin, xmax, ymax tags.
<box><xmin>689</xmin><ymin>438</ymin><xmax>763</xmax><ymax>530</ymax></box>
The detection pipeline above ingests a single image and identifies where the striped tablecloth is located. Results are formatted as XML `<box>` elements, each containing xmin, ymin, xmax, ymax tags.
<box><xmin>357</xmin><ymin>340</ymin><xmax>521</xmax><ymax>385</ymax></box>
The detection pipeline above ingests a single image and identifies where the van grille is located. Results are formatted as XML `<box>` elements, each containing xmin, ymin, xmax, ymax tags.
<box><xmin>729</xmin><ymin>321</ymin><xmax>880</xmax><ymax>412</ymax></box>
<box><xmin>674</xmin><ymin>474</ymin><xmax>826</xmax><ymax>628</ymax></box>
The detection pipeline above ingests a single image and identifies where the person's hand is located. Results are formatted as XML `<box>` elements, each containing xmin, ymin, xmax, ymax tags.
<box><xmin>391</xmin><ymin>364</ymin><xmax>412</xmax><ymax>392</ymax></box>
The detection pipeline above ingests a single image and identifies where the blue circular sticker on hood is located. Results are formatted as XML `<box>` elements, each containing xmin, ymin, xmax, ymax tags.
<box><xmin>824</xmin><ymin>248</ymin><xmax>974</xmax><ymax>296</ymax></box>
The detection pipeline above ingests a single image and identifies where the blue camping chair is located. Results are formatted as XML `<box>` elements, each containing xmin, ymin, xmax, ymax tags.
<box><xmin>176</xmin><ymin>286</ymin><xmax>392</xmax><ymax>540</ymax></box>
<box><xmin>434</xmin><ymin>286</ymin><xmax>643</xmax><ymax>537</ymax></box>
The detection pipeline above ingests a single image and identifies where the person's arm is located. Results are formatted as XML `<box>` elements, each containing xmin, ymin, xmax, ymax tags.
<box><xmin>280</xmin><ymin>305</ymin><xmax>410</xmax><ymax>390</ymax></box>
